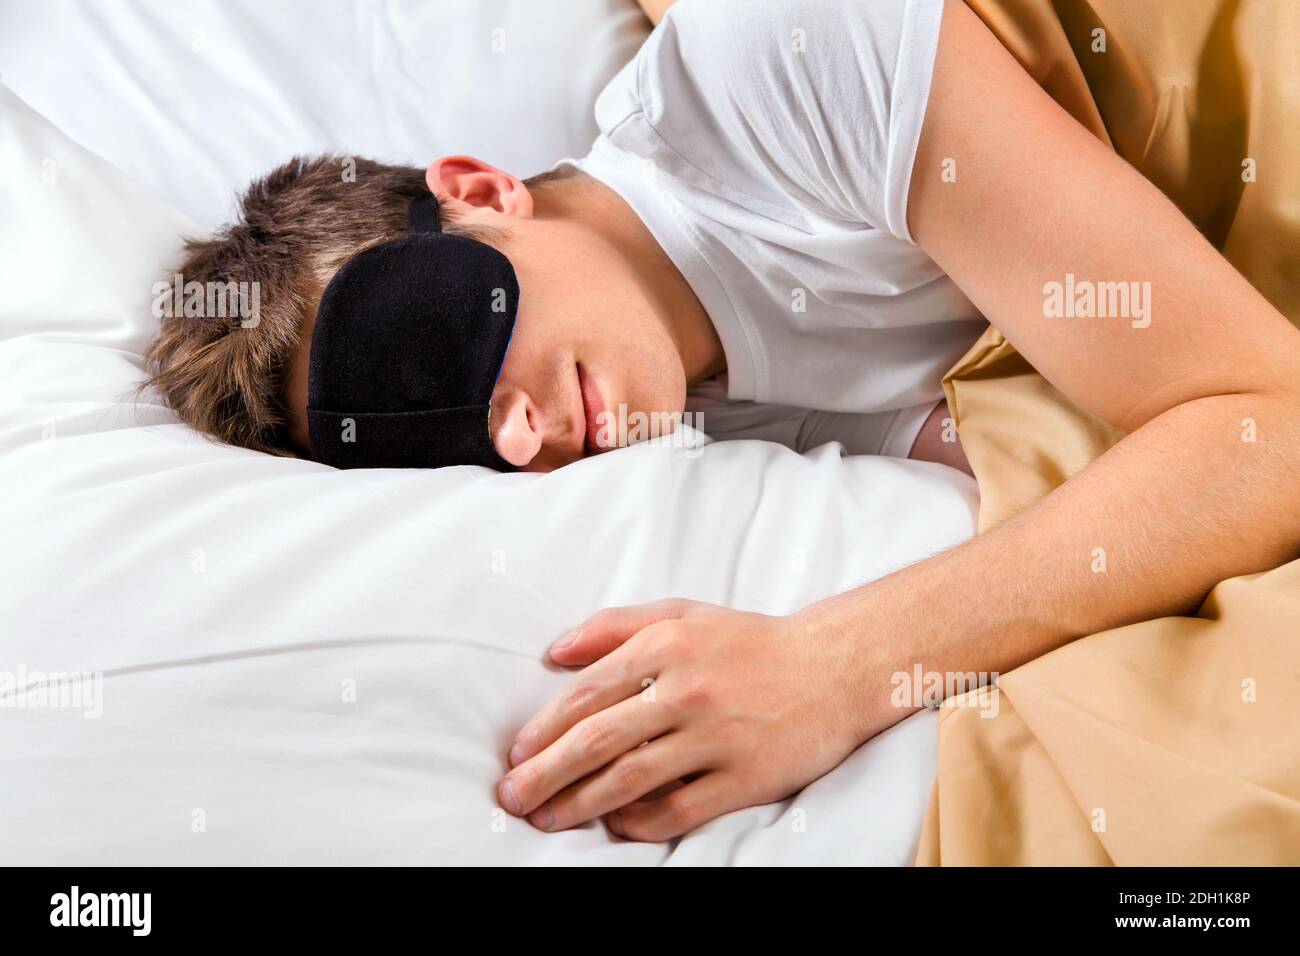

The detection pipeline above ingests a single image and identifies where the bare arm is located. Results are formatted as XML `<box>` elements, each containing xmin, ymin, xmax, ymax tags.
<box><xmin>495</xmin><ymin>0</ymin><xmax>1300</xmax><ymax>842</ymax></box>
<box><xmin>798</xmin><ymin>0</ymin><xmax>1300</xmax><ymax>688</ymax></box>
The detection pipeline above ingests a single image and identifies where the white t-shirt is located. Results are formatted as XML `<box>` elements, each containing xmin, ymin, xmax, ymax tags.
<box><xmin>561</xmin><ymin>0</ymin><xmax>984</xmax><ymax>457</ymax></box>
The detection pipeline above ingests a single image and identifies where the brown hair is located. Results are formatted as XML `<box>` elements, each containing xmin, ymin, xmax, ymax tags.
<box><xmin>138</xmin><ymin>154</ymin><xmax>540</xmax><ymax>457</ymax></box>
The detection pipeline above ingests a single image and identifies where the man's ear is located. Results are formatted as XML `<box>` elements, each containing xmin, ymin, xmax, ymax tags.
<box><xmin>426</xmin><ymin>156</ymin><xmax>534</xmax><ymax>219</ymax></box>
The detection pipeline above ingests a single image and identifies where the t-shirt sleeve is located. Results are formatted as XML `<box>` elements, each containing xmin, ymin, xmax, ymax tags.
<box><xmin>608</xmin><ymin>0</ymin><xmax>944</xmax><ymax>243</ymax></box>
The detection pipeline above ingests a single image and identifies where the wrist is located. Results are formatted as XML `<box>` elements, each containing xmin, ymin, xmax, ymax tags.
<box><xmin>789</xmin><ymin>593</ymin><xmax>915</xmax><ymax>745</ymax></box>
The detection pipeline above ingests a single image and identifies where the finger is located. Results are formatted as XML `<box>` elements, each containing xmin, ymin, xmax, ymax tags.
<box><xmin>510</xmin><ymin>627</ymin><xmax>668</xmax><ymax>767</ymax></box>
<box><xmin>500</xmin><ymin>693</ymin><xmax>675</xmax><ymax>819</ymax></box>
<box><xmin>549</xmin><ymin>598</ymin><xmax>695</xmax><ymax>665</ymax></box>
<box><xmin>642</xmin><ymin>778</ymin><xmax>687</xmax><ymax>801</ymax></box>
<box><xmin>532</xmin><ymin>738</ymin><xmax>707</xmax><ymax>832</ymax></box>
<box><xmin>606</xmin><ymin>772</ymin><xmax>740</xmax><ymax>843</ymax></box>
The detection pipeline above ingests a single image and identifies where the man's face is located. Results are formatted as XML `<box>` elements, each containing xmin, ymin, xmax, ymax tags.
<box><xmin>284</xmin><ymin>159</ymin><xmax>692</xmax><ymax>471</ymax></box>
<box><xmin>483</xmin><ymin>226</ymin><xmax>688</xmax><ymax>470</ymax></box>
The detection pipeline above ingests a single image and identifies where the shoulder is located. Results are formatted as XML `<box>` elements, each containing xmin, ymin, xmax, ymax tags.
<box><xmin>659</xmin><ymin>0</ymin><xmax>925</xmax><ymax>55</ymax></box>
<box><xmin>644</xmin><ymin>0</ymin><xmax>939</xmax><ymax>125</ymax></box>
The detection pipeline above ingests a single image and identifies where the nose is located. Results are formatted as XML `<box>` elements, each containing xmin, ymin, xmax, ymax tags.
<box><xmin>490</xmin><ymin>388</ymin><xmax>542</xmax><ymax>468</ymax></box>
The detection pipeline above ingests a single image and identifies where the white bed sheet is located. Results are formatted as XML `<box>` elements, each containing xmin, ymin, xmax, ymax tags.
<box><xmin>0</xmin><ymin>1</ymin><xmax>978</xmax><ymax>865</ymax></box>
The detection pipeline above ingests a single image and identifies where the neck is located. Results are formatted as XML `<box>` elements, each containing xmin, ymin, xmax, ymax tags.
<box><xmin>534</xmin><ymin>171</ymin><xmax>725</xmax><ymax>386</ymax></box>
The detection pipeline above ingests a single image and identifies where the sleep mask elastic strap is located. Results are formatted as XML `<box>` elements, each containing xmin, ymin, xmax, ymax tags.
<box><xmin>408</xmin><ymin>193</ymin><xmax>442</xmax><ymax>234</ymax></box>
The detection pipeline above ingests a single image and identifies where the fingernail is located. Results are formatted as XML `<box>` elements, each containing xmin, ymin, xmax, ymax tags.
<box><xmin>499</xmin><ymin>778</ymin><xmax>522</xmax><ymax>815</ymax></box>
<box><xmin>608</xmin><ymin>811</ymin><xmax>625</xmax><ymax>838</ymax></box>
<box><xmin>550</xmin><ymin>628</ymin><xmax>580</xmax><ymax>652</ymax></box>
<box><xmin>530</xmin><ymin>803</ymin><xmax>554</xmax><ymax>831</ymax></box>
<box><xmin>508</xmin><ymin>741</ymin><xmax>526</xmax><ymax>766</ymax></box>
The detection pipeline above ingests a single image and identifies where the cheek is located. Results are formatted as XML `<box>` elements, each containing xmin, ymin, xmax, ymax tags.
<box><xmin>621</xmin><ymin>314</ymin><xmax>687</xmax><ymax>415</ymax></box>
<box><xmin>493</xmin><ymin>313</ymin><xmax>568</xmax><ymax>408</ymax></box>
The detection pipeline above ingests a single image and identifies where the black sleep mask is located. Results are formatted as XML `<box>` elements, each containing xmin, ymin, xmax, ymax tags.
<box><xmin>306</xmin><ymin>194</ymin><xmax>517</xmax><ymax>470</ymax></box>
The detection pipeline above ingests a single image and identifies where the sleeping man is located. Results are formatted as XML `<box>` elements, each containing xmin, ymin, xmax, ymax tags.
<box><xmin>143</xmin><ymin>0</ymin><xmax>1300</xmax><ymax>841</ymax></box>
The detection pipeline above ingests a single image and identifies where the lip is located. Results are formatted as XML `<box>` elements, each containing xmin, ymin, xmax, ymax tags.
<box><xmin>577</xmin><ymin>363</ymin><xmax>608</xmax><ymax>456</ymax></box>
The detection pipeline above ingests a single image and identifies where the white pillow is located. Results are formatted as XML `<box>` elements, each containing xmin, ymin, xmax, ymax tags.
<box><xmin>0</xmin><ymin>81</ymin><xmax>978</xmax><ymax>864</ymax></box>
<box><xmin>0</xmin><ymin>0</ymin><xmax>651</xmax><ymax>229</ymax></box>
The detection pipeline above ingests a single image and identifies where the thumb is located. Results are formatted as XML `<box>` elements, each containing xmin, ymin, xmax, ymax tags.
<box><xmin>549</xmin><ymin>598</ymin><xmax>696</xmax><ymax>665</ymax></box>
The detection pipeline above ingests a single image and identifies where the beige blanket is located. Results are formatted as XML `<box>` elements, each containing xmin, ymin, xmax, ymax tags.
<box><xmin>919</xmin><ymin>0</ymin><xmax>1300</xmax><ymax>864</ymax></box>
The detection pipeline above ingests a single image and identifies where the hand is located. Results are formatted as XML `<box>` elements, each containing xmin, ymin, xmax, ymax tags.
<box><xmin>497</xmin><ymin>598</ymin><xmax>888</xmax><ymax>841</ymax></box>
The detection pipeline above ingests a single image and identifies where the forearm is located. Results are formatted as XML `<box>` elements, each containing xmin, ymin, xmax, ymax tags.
<box><xmin>796</xmin><ymin>389</ymin><xmax>1300</xmax><ymax>738</ymax></box>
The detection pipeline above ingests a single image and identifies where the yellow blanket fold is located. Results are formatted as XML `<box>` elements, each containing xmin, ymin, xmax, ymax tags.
<box><xmin>922</xmin><ymin>0</ymin><xmax>1300</xmax><ymax>865</ymax></box>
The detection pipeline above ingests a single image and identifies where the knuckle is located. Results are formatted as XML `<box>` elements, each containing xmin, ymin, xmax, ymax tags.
<box><xmin>665</xmin><ymin>791</ymin><xmax>700</xmax><ymax>832</ymax></box>
<box><xmin>576</xmin><ymin>718</ymin><xmax>612</xmax><ymax>756</ymax></box>
<box><xmin>611</xmin><ymin>812</ymin><xmax>641</xmax><ymax>841</ymax></box>
<box><xmin>652</xmin><ymin>621</ymin><xmax>689</xmax><ymax>655</ymax></box>
<box><xmin>611</xmin><ymin>755</ymin><xmax>649</xmax><ymax>795</ymax></box>
<box><xmin>559</xmin><ymin>682</ymin><xmax>597</xmax><ymax>716</ymax></box>
<box><xmin>677</xmin><ymin>678</ymin><xmax>712</xmax><ymax>710</ymax></box>
<box><xmin>509</xmin><ymin>764</ymin><xmax>540</xmax><ymax>805</ymax></box>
